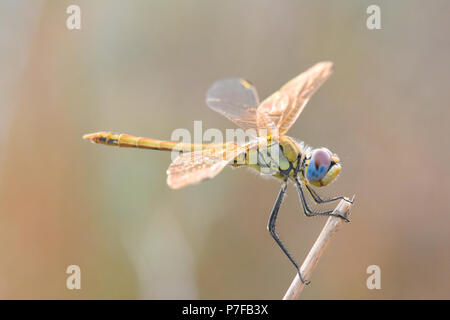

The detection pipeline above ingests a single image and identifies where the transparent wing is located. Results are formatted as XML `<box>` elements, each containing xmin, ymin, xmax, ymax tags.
<box><xmin>206</xmin><ymin>78</ymin><xmax>276</xmax><ymax>136</ymax></box>
<box><xmin>257</xmin><ymin>61</ymin><xmax>333</xmax><ymax>135</ymax></box>
<box><xmin>166</xmin><ymin>142</ymin><xmax>248</xmax><ymax>189</ymax></box>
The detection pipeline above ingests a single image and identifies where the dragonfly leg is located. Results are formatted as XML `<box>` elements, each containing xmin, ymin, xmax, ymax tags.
<box><xmin>295</xmin><ymin>178</ymin><xmax>350</xmax><ymax>222</ymax></box>
<box><xmin>304</xmin><ymin>183</ymin><xmax>353</xmax><ymax>204</ymax></box>
<box><xmin>267</xmin><ymin>179</ymin><xmax>310</xmax><ymax>285</ymax></box>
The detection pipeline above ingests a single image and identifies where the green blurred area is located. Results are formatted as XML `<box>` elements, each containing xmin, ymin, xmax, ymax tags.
<box><xmin>0</xmin><ymin>0</ymin><xmax>449</xmax><ymax>299</ymax></box>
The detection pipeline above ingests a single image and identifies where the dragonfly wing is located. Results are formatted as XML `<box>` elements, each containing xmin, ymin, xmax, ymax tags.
<box><xmin>206</xmin><ymin>78</ymin><xmax>276</xmax><ymax>136</ymax></box>
<box><xmin>258</xmin><ymin>61</ymin><xmax>333</xmax><ymax>135</ymax></box>
<box><xmin>167</xmin><ymin>143</ymin><xmax>247</xmax><ymax>189</ymax></box>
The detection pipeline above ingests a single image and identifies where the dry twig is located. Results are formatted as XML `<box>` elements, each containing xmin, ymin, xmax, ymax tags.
<box><xmin>283</xmin><ymin>197</ymin><xmax>354</xmax><ymax>300</ymax></box>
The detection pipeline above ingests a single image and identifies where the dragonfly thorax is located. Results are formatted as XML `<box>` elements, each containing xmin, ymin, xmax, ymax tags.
<box><xmin>237</xmin><ymin>136</ymin><xmax>304</xmax><ymax>178</ymax></box>
<box><xmin>237</xmin><ymin>136</ymin><xmax>342</xmax><ymax>188</ymax></box>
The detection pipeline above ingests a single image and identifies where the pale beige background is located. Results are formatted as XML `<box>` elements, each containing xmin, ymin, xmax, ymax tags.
<box><xmin>0</xmin><ymin>0</ymin><xmax>449</xmax><ymax>299</ymax></box>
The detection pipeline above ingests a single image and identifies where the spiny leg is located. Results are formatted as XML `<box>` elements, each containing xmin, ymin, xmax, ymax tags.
<box><xmin>304</xmin><ymin>182</ymin><xmax>353</xmax><ymax>205</ymax></box>
<box><xmin>267</xmin><ymin>179</ymin><xmax>310</xmax><ymax>285</ymax></box>
<box><xmin>295</xmin><ymin>178</ymin><xmax>350</xmax><ymax>222</ymax></box>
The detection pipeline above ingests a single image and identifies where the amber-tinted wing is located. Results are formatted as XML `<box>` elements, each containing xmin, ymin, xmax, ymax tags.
<box><xmin>166</xmin><ymin>142</ymin><xmax>248</xmax><ymax>189</ymax></box>
<box><xmin>258</xmin><ymin>61</ymin><xmax>333</xmax><ymax>135</ymax></box>
<box><xmin>206</xmin><ymin>78</ymin><xmax>276</xmax><ymax>136</ymax></box>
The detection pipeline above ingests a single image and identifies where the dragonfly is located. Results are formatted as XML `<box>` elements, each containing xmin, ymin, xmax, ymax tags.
<box><xmin>83</xmin><ymin>61</ymin><xmax>352</xmax><ymax>284</ymax></box>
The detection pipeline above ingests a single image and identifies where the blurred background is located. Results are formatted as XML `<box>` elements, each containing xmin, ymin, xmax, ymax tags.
<box><xmin>1</xmin><ymin>0</ymin><xmax>449</xmax><ymax>299</ymax></box>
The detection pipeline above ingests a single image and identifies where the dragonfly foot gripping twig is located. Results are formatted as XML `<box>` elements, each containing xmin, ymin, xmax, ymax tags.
<box><xmin>283</xmin><ymin>196</ymin><xmax>354</xmax><ymax>300</ymax></box>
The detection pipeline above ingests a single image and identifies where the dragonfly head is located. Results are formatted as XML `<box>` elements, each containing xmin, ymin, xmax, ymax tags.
<box><xmin>305</xmin><ymin>148</ymin><xmax>341</xmax><ymax>187</ymax></box>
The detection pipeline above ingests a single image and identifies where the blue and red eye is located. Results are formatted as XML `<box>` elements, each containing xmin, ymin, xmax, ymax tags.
<box><xmin>306</xmin><ymin>148</ymin><xmax>332</xmax><ymax>181</ymax></box>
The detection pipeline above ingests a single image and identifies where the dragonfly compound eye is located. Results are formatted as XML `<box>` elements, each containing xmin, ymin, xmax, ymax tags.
<box><xmin>306</xmin><ymin>148</ymin><xmax>332</xmax><ymax>182</ymax></box>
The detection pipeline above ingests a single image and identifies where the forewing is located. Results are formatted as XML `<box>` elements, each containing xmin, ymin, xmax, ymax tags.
<box><xmin>167</xmin><ymin>143</ymin><xmax>246</xmax><ymax>189</ymax></box>
<box><xmin>206</xmin><ymin>78</ymin><xmax>275</xmax><ymax>136</ymax></box>
<box><xmin>258</xmin><ymin>61</ymin><xmax>333</xmax><ymax>135</ymax></box>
